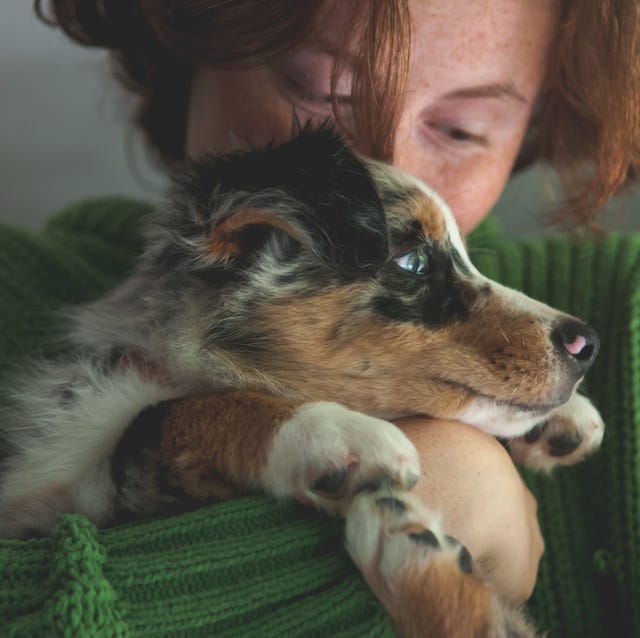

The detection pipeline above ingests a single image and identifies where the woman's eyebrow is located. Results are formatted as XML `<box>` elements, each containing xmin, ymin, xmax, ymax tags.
<box><xmin>443</xmin><ymin>82</ymin><xmax>528</xmax><ymax>104</ymax></box>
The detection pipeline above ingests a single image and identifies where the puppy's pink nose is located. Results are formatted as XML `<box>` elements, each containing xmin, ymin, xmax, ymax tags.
<box><xmin>552</xmin><ymin>319</ymin><xmax>600</xmax><ymax>379</ymax></box>
<box><xmin>563</xmin><ymin>334</ymin><xmax>587</xmax><ymax>356</ymax></box>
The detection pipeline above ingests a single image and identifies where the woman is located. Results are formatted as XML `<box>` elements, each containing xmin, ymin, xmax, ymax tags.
<box><xmin>4</xmin><ymin>0</ymin><xmax>639</xmax><ymax>634</ymax></box>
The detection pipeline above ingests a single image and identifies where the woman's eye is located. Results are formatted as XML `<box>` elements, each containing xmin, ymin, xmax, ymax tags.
<box><xmin>443</xmin><ymin>126</ymin><xmax>474</xmax><ymax>142</ymax></box>
<box><xmin>394</xmin><ymin>251</ymin><xmax>428</xmax><ymax>275</ymax></box>
<box><xmin>284</xmin><ymin>72</ymin><xmax>330</xmax><ymax>104</ymax></box>
<box><xmin>275</xmin><ymin>52</ymin><xmax>354</xmax><ymax>116</ymax></box>
<box><xmin>429</xmin><ymin>123</ymin><xmax>487</xmax><ymax>147</ymax></box>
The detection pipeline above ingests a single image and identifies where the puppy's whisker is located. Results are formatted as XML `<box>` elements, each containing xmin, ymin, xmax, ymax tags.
<box><xmin>510</xmin><ymin>372</ymin><xmax>529</xmax><ymax>402</ymax></box>
<box><xmin>426</xmin><ymin>167</ymin><xmax>445</xmax><ymax>203</ymax></box>
<box><xmin>498</xmin><ymin>324</ymin><xmax>511</xmax><ymax>345</ymax></box>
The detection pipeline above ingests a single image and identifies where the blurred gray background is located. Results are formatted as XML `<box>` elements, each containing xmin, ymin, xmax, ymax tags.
<box><xmin>0</xmin><ymin>1</ymin><xmax>166</xmax><ymax>227</ymax></box>
<box><xmin>1</xmin><ymin>1</ymin><xmax>638</xmax><ymax>235</ymax></box>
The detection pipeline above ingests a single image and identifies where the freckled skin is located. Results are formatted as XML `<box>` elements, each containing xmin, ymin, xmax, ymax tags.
<box><xmin>394</xmin><ymin>0</ymin><xmax>558</xmax><ymax>232</ymax></box>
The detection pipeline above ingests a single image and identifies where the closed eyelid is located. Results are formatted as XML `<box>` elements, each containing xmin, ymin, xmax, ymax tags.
<box><xmin>275</xmin><ymin>51</ymin><xmax>353</xmax><ymax>100</ymax></box>
<box><xmin>420</xmin><ymin>120</ymin><xmax>489</xmax><ymax>149</ymax></box>
<box><xmin>438</xmin><ymin>124</ymin><xmax>487</xmax><ymax>144</ymax></box>
<box><xmin>419</xmin><ymin>93</ymin><xmax>527</xmax><ymax>149</ymax></box>
<box><xmin>423</xmin><ymin>97</ymin><xmax>527</xmax><ymax>126</ymax></box>
<box><xmin>277</xmin><ymin>49</ymin><xmax>335</xmax><ymax>79</ymax></box>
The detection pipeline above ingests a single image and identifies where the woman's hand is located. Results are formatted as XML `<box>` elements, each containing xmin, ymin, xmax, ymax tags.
<box><xmin>394</xmin><ymin>417</ymin><xmax>544</xmax><ymax>604</ymax></box>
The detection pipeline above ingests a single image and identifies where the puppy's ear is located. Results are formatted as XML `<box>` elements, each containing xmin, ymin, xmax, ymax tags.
<box><xmin>206</xmin><ymin>207</ymin><xmax>304</xmax><ymax>263</ymax></box>
<box><xmin>173</xmin><ymin>126</ymin><xmax>389</xmax><ymax>273</ymax></box>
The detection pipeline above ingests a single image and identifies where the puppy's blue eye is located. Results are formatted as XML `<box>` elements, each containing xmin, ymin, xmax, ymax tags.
<box><xmin>394</xmin><ymin>251</ymin><xmax>427</xmax><ymax>275</ymax></box>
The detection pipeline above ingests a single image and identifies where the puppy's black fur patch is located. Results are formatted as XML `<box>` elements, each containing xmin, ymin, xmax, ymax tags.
<box><xmin>161</xmin><ymin>125</ymin><xmax>389</xmax><ymax>277</ymax></box>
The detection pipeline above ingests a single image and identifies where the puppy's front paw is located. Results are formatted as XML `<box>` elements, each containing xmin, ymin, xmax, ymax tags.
<box><xmin>509</xmin><ymin>393</ymin><xmax>604</xmax><ymax>472</ymax></box>
<box><xmin>345</xmin><ymin>490</ymin><xmax>538</xmax><ymax>638</ymax></box>
<box><xmin>260</xmin><ymin>402</ymin><xmax>420</xmax><ymax>514</ymax></box>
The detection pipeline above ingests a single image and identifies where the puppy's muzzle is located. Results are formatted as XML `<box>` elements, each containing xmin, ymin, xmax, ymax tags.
<box><xmin>552</xmin><ymin>319</ymin><xmax>600</xmax><ymax>380</ymax></box>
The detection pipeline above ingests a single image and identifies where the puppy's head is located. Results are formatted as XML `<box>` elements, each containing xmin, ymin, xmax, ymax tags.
<box><xmin>147</xmin><ymin>126</ymin><xmax>599</xmax><ymax>437</ymax></box>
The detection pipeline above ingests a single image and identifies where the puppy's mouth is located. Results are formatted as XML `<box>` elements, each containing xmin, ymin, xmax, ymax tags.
<box><xmin>419</xmin><ymin>377</ymin><xmax>571</xmax><ymax>437</ymax></box>
<box><xmin>494</xmin><ymin>396</ymin><xmax>564</xmax><ymax>415</ymax></box>
<box><xmin>432</xmin><ymin>377</ymin><xmax>566</xmax><ymax>416</ymax></box>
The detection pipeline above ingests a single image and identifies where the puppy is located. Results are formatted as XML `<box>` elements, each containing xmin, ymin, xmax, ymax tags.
<box><xmin>0</xmin><ymin>127</ymin><xmax>603</xmax><ymax>637</ymax></box>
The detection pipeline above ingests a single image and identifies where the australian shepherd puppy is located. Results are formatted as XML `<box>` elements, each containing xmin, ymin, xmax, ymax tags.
<box><xmin>0</xmin><ymin>127</ymin><xmax>603</xmax><ymax>637</ymax></box>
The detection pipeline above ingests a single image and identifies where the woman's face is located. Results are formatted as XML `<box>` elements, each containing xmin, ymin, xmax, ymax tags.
<box><xmin>186</xmin><ymin>0</ymin><xmax>558</xmax><ymax>233</ymax></box>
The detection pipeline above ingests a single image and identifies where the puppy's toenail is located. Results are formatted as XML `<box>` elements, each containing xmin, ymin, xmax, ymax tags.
<box><xmin>524</xmin><ymin>423</ymin><xmax>546</xmax><ymax>444</ymax></box>
<box><xmin>375</xmin><ymin>497</ymin><xmax>407</xmax><ymax>514</ymax></box>
<box><xmin>312</xmin><ymin>469</ymin><xmax>346</xmax><ymax>494</ymax></box>
<box><xmin>405</xmin><ymin>471</ymin><xmax>420</xmax><ymax>490</ymax></box>
<box><xmin>457</xmin><ymin>545</ymin><xmax>473</xmax><ymax>574</ymax></box>
<box><xmin>548</xmin><ymin>432</ymin><xmax>583</xmax><ymax>456</ymax></box>
<box><xmin>408</xmin><ymin>529</ymin><xmax>440</xmax><ymax>548</ymax></box>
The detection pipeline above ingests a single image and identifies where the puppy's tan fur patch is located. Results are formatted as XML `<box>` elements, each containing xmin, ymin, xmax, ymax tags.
<box><xmin>252</xmin><ymin>285</ymin><xmax>559</xmax><ymax>416</ymax></box>
<box><xmin>408</xmin><ymin>191</ymin><xmax>448</xmax><ymax>243</ymax></box>
<box><xmin>208</xmin><ymin>208</ymin><xmax>302</xmax><ymax>261</ymax></box>
<box><xmin>388</xmin><ymin>557</ymin><xmax>494</xmax><ymax>638</ymax></box>
<box><xmin>159</xmin><ymin>390</ymin><xmax>296</xmax><ymax>499</ymax></box>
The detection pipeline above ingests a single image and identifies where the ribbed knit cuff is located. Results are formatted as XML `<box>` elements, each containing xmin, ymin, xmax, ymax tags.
<box><xmin>0</xmin><ymin>498</ymin><xmax>394</xmax><ymax>637</ymax></box>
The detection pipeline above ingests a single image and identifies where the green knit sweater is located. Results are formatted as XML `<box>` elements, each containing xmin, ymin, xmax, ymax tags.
<box><xmin>1</xmin><ymin>197</ymin><xmax>639</xmax><ymax>637</ymax></box>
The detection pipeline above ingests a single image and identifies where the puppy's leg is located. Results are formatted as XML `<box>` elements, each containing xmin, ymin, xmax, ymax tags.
<box><xmin>114</xmin><ymin>389</ymin><xmax>421</xmax><ymax>518</ymax></box>
<box><xmin>345</xmin><ymin>490</ymin><xmax>539</xmax><ymax>638</ymax></box>
<box><xmin>0</xmin><ymin>360</ymin><xmax>176</xmax><ymax>538</ymax></box>
<box><xmin>508</xmin><ymin>393</ymin><xmax>604</xmax><ymax>472</ymax></box>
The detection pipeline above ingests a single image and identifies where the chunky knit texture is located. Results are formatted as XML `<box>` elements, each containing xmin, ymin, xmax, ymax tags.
<box><xmin>1</xmin><ymin>197</ymin><xmax>639</xmax><ymax>637</ymax></box>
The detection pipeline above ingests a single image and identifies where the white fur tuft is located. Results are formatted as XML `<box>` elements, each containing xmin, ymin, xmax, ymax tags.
<box><xmin>0</xmin><ymin>360</ymin><xmax>181</xmax><ymax>537</ymax></box>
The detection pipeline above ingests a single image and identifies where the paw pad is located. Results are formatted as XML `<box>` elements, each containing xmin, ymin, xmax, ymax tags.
<box><xmin>547</xmin><ymin>432</ymin><xmax>583</xmax><ymax>456</ymax></box>
<box><xmin>509</xmin><ymin>393</ymin><xmax>605</xmax><ymax>472</ymax></box>
<box><xmin>445</xmin><ymin>535</ymin><xmax>474</xmax><ymax>574</ymax></box>
<box><xmin>524</xmin><ymin>422</ymin><xmax>545</xmax><ymax>443</ymax></box>
<box><xmin>311</xmin><ymin>468</ymin><xmax>347</xmax><ymax>495</ymax></box>
<box><xmin>408</xmin><ymin>529</ymin><xmax>440</xmax><ymax>548</ymax></box>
